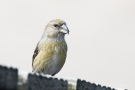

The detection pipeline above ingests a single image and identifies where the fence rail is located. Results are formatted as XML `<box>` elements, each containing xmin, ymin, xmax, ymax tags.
<box><xmin>0</xmin><ymin>65</ymin><xmax>126</xmax><ymax>90</ymax></box>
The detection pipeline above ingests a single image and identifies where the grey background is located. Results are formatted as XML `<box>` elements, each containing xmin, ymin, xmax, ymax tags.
<box><xmin>0</xmin><ymin>0</ymin><xmax>135</xmax><ymax>90</ymax></box>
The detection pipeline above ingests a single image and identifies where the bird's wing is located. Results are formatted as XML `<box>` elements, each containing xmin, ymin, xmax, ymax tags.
<box><xmin>32</xmin><ymin>43</ymin><xmax>39</xmax><ymax>67</ymax></box>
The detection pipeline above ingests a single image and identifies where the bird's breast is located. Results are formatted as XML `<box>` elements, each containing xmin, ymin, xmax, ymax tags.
<box><xmin>35</xmin><ymin>40</ymin><xmax>67</xmax><ymax>74</ymax></box>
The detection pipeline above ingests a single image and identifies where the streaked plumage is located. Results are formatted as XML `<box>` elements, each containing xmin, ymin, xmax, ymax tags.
<box><xmin>32</xmin><ymin>19</ymin><xmax>69</xmax><ymax>76</ymax></box>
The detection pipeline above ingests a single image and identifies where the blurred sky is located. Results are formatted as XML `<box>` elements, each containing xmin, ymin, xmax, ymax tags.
<box><xmin>0</xmin><ymin>0</ymin><xmax>135</xmax><ymax>89</ymax></box>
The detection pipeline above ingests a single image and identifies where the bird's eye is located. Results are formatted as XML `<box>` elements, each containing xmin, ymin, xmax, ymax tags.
<box><xmin>54</xmin><ymin>24</ymin><xmax>58</xmax><ymax>27</ymax></box>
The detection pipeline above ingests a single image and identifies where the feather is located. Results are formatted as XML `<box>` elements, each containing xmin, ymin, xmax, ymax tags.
<box><xmin>32</xmin><ymin>43</ymin><xmax>39</xmax><ymax>67</ymax></box>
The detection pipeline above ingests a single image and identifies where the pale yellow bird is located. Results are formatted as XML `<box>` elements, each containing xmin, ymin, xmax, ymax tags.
<box><xmin>32</xmin><ymin>19</ymin><xmax>69</xmax><ymax>76</ymax></box>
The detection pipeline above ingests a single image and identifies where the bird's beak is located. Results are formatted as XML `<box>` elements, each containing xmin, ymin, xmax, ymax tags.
<box><xmin>59</xmin><ymin>24</ymin><xmax>69</xmax><ymax>34</ymax></box>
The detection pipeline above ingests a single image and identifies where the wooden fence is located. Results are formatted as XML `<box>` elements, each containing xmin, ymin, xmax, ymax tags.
<box><xmin>0</xmin><ymin>65</ymin><xmax>126</xmax><ymax>90</ymax></box>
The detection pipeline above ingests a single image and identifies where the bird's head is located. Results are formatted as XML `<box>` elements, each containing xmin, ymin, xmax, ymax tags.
<box><xmin>43</xmin><ymin>19</ymin><xmax>69</xmax><ymax>39</ymax></box>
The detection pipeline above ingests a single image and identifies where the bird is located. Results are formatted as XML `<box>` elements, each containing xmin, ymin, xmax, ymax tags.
<box><xmin>32</xmin><ymin>19</ymin><xmax>69</xmax><ymax>76</ymax></box>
